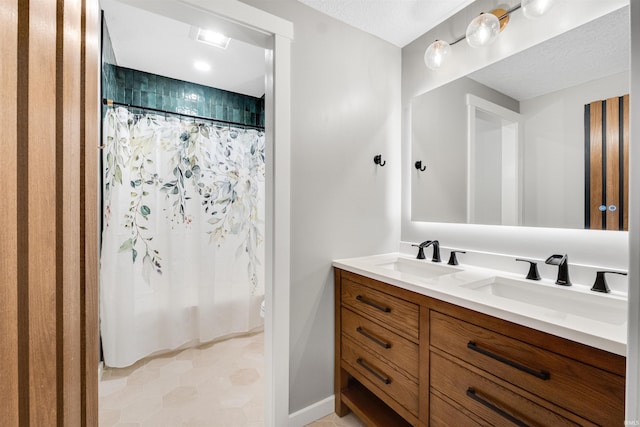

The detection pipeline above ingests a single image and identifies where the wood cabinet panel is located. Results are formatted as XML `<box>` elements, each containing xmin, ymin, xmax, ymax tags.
<box><xmin>430</xmin><ymin>310</ymin><xmax>624</xmax><ymax>425</ymax></box>
<box><xmin>342</xmin><ymin>335</ymin><xmax>419</xmax><ymax>416</ymax></box>
<box><xmin>342</xmin><ymin>307</ymin><xmax>418</xmax><ymax>378</ymax></box>
<box><xmin>342</xmin><ymin>277</ymin><xmax>419</xmax><ymax>342</ymax></box>
<box><xmin>430</xmin><ymin>351</ymin><xmax>587</xmax><ymax>426</ymax></box>
<box><xmin>429</xmin><ymin>391</ymin><xmax>485</xmax><ymax>427</ymax></box>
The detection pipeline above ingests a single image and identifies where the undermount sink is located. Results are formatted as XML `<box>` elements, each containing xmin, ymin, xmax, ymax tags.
<box><xmin>462</xmin><ymin>276</ymin><xmax>627</xmax><ymax>325</ymax></box>
<box><xmin>375</xmin><ymin>257</ymin><xmax>461</xmax><ymax>279</ymax></box>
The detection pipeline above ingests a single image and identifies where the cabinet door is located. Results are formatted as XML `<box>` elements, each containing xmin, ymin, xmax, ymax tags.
<box><xmin>585</xmin><ymin>94</ymin><xmax>629</xmax><ymax>230</ymax></box>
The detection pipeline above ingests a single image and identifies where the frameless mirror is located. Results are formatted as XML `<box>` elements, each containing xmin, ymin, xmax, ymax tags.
<box><xmin>411</xmin><ymin>5</ymin><xmax>629</xmax><ymax>230</ymax></box>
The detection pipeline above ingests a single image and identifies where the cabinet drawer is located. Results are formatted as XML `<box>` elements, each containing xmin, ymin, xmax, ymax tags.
<box><xmin>430</xmin><ymin>392</ymin><xmax>484</xmax><ymax>427</ymax></box>
<box><xmin>430</xmin><ymin>311</ymin><xmax>624</xmax><ymax>425</ymax></box>
<box><xmin>431</xmin><ymin>351</ymin><xmax>588</xmax><ymax>426</ymax></box>
<box><xmin>342</xmin><ymin>335</ymin><xmax>418</xmax><ymax>415</ymax></box>
<box><xmin>342</xmin><ymin>307</ymin><xmax>418</xmax><ymax>378</ymax></box>
<box><xmin>342</xmin><ymin>278</ymin><xmax>419</xmax><ymax>341</ymax></box>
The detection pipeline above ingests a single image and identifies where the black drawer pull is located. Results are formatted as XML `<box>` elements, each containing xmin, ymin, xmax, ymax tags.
<box><xmin>356</xmin><ymin>326</ymin><xmax>391</xmax><ymax>349</ymax></box>
<box><xmin>466</xmin><ymin>387</ymin><xmax>529</xmax><ymax>427</ymax></box>
<box><xmin>356</xmin><ymin>357</ymin><xmax>391</xmax><ymax>384</ymax></box>
<box><xmin>356</xmin><ymin>295</ymin><xmax>391</xmax><ymax>313</ymax></box>
<box><xmin>467</xmin><ymin>341</ymin><xmax>550</xmax><ymax>380</ymax></box>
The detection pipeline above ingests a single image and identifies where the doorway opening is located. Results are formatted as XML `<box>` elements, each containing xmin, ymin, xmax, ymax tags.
<box><xmin>96</xmin><ymin>1</ymin><xmax>292</xmax><ymax>425</ymax></box>
<box><xmin>467</xmin><ymin>93</ymin><xmax>522</xmax><ymax>226</ymax></box>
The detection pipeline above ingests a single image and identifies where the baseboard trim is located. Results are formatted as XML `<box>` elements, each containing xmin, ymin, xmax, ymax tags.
<box><xmin>288</xmin><ymin>395</ymin><xmax>334</xmax><ymax>427</ymax></box>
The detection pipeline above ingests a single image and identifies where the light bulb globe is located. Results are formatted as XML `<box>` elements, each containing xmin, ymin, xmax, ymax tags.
<box><xmin>466</xmin><ymin>13</ymin><xmax>500</xmax><ymax>48</ymax></box>
<box><xmin>424</xmin><ymin>40</ymin><xmax>451</xmax><ymax>70</ymax></box>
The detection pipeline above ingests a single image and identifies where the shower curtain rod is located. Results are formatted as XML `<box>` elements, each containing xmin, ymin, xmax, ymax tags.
<box><xmin>102</xmin><ymin>99</ymin><xmax>265</xmax><ymax>131</ymax></box>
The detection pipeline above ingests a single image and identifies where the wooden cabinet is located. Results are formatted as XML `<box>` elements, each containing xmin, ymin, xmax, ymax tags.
<box><xmin>429</xmin><ymin>309</ymin><xmax>624</xmax><ymax>425</ymax></box>
<box><xmin>334</xmin><ymin>268</ymin><xmax>626</xmax><ymax>426</ymax></box>
<box><xmin>335</xmin><ymin>270</ymin><xmax>420</xmax><ymax>426</ymax></box>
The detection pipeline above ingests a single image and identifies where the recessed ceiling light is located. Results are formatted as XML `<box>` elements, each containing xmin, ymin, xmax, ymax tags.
<box><xmin>194</xmin><ymin>61</ymin><xmax>211</xmax><ymax>72</ymax></box>
<box><xmin>196</xmin><ymin>29</ymin><xmax>231</xmax><ymax>49</ymax></box>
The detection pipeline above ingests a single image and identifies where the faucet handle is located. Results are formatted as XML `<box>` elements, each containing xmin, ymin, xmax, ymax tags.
<box><xmin>515</xmin><ymin>259</ymin><xmax>541</xmax><ymax>281</ymax></box>
<box><xmin>411</xmin><ymin>243</ymin><xmax>427</xmax><ymax>260</ymax></box>
<box><xmin>591</xmin><ymin>271</ymin><xmax>627</xmax><ymax>293</ymax></box>
<box><xmin>448</xmin><ymin>250</ymin><xmax>466</xmax><ymax>266</ymax></box>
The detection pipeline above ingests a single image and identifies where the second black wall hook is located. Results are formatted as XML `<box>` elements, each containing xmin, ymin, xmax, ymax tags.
<box><xmin>374</xmin><ymin>154</ymin><xmax>386</xmax><ymax>166</ymax></box>
<box><xmin>415</xmin><ymin>161</ymin><xmax>426</xmax><ymax>171</ymax></box>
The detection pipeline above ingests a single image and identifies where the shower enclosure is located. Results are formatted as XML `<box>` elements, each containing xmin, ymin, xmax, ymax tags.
<box><xmin>100</xmin><ymin>105</ymin><xmax>265</xmax><ymax>368</ymax></box>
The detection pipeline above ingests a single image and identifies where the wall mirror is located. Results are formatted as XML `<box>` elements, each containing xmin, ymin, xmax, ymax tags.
<box><xmin>411</xmin><ymin>5</ymin><xmax>629</xmax><ymax>230</ymax></box>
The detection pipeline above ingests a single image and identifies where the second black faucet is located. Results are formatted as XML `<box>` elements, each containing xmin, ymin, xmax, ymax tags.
<box><xmin>413</xmin><ymin>240</ymin><xmax>441</xmax><ymax>263</ymax></box>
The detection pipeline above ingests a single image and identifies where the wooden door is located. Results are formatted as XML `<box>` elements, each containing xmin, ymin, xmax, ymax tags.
<box><xmin>0</xmin><ymin>1</ymin><xmax>99</xmax><ymax>426</ymax></box>
<box><xmin>585</xmin><ymin>94</ymin><xmax>629</xmax><ymax>231</ymax></box>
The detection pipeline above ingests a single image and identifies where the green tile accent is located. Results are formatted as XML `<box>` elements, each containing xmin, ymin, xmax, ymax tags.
<box><xmin>105</xmin><ymin>65</ymin><xmax>264</xmax><ymax>128</ymax></box>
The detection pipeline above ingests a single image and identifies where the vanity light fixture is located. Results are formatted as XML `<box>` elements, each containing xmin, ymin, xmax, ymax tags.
<box><xmin>424</xmin><ymin>0</ymin><xmax>556</xmax><ymax>70</ymax></box>
<box><xmin>424</xmin><ymin>40</ymin><xmax>451</xmax><ymax>70</ymax></box>
<box><xmin>465</xmin><ymin>12</ymin><xmax>501</xmax><ymax>48</ymax></box>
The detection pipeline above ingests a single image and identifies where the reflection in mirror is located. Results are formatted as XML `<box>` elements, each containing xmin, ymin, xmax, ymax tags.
<box><xmin>411</xmin><ymin>5</ymin><xmax>629</xmax><ymax>230</ymax></box>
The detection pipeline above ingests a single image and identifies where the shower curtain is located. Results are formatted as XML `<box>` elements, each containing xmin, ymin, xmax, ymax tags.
<box><xmin>100</xmin><ymin>107</ymin><xmax>265</xmax><ymax>368</ymax></box>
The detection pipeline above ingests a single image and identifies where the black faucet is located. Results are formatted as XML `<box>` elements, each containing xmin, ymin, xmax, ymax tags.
<box><xmin>545</xmin><ymin>254</ymin><xmax>571</xmax><ymax>286</ymax></box>
<box><xmin>412</xmin><ymin>240</ymin><xmax>441</xmax><ymax>262</ymax></box>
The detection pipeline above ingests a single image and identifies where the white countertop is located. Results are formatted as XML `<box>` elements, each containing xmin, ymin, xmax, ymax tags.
<box><xmin>333</xmin><ymin>253</ymin><xmax>627</xmax><ymax>356</ymax></box>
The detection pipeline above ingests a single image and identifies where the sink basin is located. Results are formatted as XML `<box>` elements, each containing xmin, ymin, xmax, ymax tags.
<box><xmin>375</xmin><ymin>257</ymin><xmax>460</xmax><ymax>279</ymax></box>
<box><xmin>462</xmin><ymin>276</ymin><xmax>627</xmax><ymax>325</ymax></box>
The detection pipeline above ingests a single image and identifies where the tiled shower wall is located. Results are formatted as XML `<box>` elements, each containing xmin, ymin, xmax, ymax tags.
<box><xmin>101</xmin><ymin>13</ymin><xmax>118</xmax><ymax>102</ymax></box>
<box><xmin>100</xmin><ymin>16</ymin><xmax>264</xmax><ymax>128</ymax></box>
<box><xmin>107</xmin><ymin>66</ymin><xmax>265</xmax><ymax>128</ymax></box>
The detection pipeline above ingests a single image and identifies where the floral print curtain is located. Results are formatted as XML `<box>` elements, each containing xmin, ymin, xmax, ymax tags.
<box><xmin>100</xmin><ymin>107</ymin><xmax>265</xmax><ymax>368</ymax></box>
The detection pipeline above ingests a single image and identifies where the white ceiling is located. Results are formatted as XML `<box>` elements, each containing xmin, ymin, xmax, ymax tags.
<box><xmin>100</xmin><ymin>0</ymin><xmax>266</xmax><ymax>98</ymax></box>
<box><xmin>296</xmin><ymin>0</ymin><xmax>475</xmax><ymax>47</ymax></box>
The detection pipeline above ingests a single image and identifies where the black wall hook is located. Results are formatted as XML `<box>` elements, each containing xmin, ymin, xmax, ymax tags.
<box><xmin>415</xmin><ymin>161</ymin><xmax>426</xmax><ymax>171</ymax></box>
<box><xmin>374</xmin><ymin>154</ymin><xmax>386</xmax><ymax>167</ymax></box>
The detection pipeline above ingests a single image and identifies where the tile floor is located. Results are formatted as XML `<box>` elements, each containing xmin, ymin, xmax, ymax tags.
<box><xmin>99</xmin><ymin>331</ymin><xmax>363</xmax><ymax>427</ymax></box>
<box><xmin>307</xmin><ymin>413</ymin><xmax>365</xmax><ymax>427</ymax></box>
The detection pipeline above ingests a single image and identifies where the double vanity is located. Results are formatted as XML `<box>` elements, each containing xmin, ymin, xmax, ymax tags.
<box><xmin>333</xmin><ymin>247</ymin><xmax>627</xmax><ymax>425</ymax></box>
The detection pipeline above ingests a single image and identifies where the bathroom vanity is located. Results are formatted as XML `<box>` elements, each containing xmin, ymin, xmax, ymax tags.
<box><xmin>334</xmin><ymin>254</ymin><xmax>626</xmax><ymax>426</ymax></box>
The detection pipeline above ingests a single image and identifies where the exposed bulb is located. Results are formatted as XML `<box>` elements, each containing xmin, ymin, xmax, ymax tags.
<box><xmin>466</xmin><ymin>13</ymin><xmax>500</xmax><ymax>48</ymax></box>
<box><xmin>424</xmin><ymin>40</ymin><xmax>451</xmax><ymax>70</ymax></box>
<box><xmin>522</xmin><ymin>0</ymin><xmax>556</xmax><ymax>18</ymax></box>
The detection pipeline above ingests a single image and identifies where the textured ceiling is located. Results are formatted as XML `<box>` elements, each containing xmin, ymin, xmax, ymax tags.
<box><xmin>468</xmin><ymin>5</ymin><xmax>629</xmax><ymax>101</ymax></box>
<box><xmin>296</xmin><ymin>0</ymin><xmax>475</xmax><ymax>47</ymax></box>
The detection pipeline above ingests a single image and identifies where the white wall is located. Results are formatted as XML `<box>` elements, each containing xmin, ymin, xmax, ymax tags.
<box><xmin>411</xmin><ymin>77</ymin><xmax>518</xmax><ymax>223</ymax></box>
<box><xmin>241</xmin><ymin>0</ymin><xmax>402</xmax><ymax>415</ymax></box>
<box><xmin>520</xmin><ymin>71</ymin><xmax>629</xmax><ymax>229</ymax></box>
<box><xmin>473</xmin><ymin>112</ymin><xmax>503</xmax><ymax>225</ymax></box>
<box><xmin>402</xmin><ymin>0</ymin><xmax>628</xmax><ymax>270</ymax></box>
